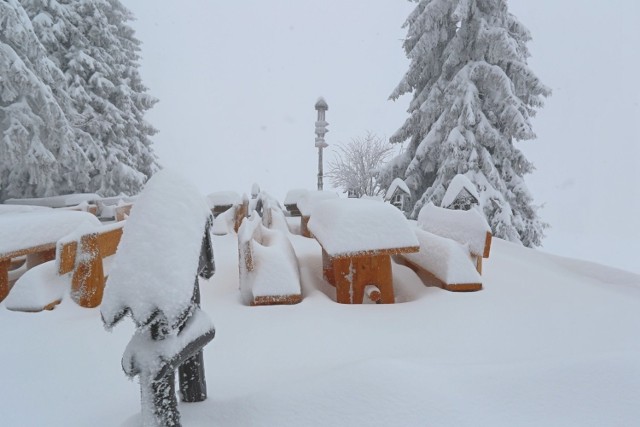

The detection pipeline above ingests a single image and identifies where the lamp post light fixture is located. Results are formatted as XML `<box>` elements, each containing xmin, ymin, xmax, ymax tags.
<box><xmin>315</xmin><ymin>97</ymin><xmax>329</xmax><ymax>191</ymax></box>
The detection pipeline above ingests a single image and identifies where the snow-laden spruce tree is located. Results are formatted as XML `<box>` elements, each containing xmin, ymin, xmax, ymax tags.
<box><xmin>0</xmin><ymin>0</ymin><xmax>91</xmax><ymax>201</ymax></box>
<box><xmin>21</xmin><ymin>0</ymin><xmax>159</xmax><ymax>197</ymax></box>
<box><xmin>382</xmin><ymin>0</ymin><xmax>550</xmax><ymax>247</ymax></box>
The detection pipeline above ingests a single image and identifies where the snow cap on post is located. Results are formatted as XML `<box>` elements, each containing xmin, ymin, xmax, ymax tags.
<box><xmin>315</xmin><ymin>97</ymin><xmax>328</xmax><ymax>111</ymax></box>
<box><xmin>101</xmin><ymin>169</ymin><xmax>212</xmax><ymax>329</ymax></box>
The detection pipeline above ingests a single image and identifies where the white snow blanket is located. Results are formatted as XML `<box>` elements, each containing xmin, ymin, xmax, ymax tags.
<box><xmin>0</xmin><ymin>205</ymin><xmax>51</xmax><ymax>215</ymax></box>
<box><xmin>4</xmin><ymin>193</ymin><xmax>100</xmax><ymax>208</ymax></box>
<box><xmin>206</xmin><ymin>191</ymin><xmax>241</xmax><ymax>208</ymax></box>
<box><xmin>296</xmin><ymin>190</ymin><xmax>338</xmax><ymax>216</ymax></box>
<box><xmin>308</xmin><ymin>198</ymin><xmax>418</xmax><ymax>257</ymax></box>
<box><xmin>417</xmin><ymin>203</ymin><xmax>491</xmax><ymax>257</ymax></box>
<box><xmin>0</xmin><ymin>211</ymin><xmax>100</xmax><ymax>255</ymax></box>
<box><xmin>403</xmin><ymin>228</ymin><xmax>481</xmax><ymax>285</ymax></box>
<box><xmin>4</xmin><ymin>261</ymin><xmax>67</xmax><ymax>312</ymax></box>
<box><xmin>284</xmin><ymin>188</ymin><xmax>308</xmax><ymax>206</ymax></box>
<box><xmin>101</xmin><ymin>170</ymin><xmax>212</xmax><ymax>329</ymax></box>
<box><xmin>238</xmin><ymin>214</ymin><xmax>300</xmax><ymax>304</ymax></box>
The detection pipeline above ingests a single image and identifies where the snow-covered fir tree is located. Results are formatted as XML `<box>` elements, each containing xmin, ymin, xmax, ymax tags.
<box><xmin>21</xmin><ymin>0</ymin><xmax>159</xmax><ymax>197</ymax></box>
<box><xmin>381</xmin><ymin>0</ymin><xmax>551</xmax><ymax>247</ymax></box>
<box><xmin>0</xmin><ymin>0</ymin><xmax>91</xmax><ymax>201</ymax></box>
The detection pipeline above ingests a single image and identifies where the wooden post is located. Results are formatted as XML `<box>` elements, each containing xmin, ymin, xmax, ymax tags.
<box><xmin>71</xmin><ymin>234</ymin><xmax>105</xmax><ymax>308</ymax></box>
<box><xmin>0</xmin><ymin>259</ymin><xmax>10</xmax><ymax>303</ymax></box>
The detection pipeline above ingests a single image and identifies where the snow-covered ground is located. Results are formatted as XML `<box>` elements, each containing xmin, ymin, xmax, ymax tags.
<box><xmin>1</xmin><ymin>230</ymin><xmax>639</xmax><ymax>426</ymax></box>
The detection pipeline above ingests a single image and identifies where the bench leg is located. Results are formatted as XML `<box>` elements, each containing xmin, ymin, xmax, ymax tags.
<box><xmin>0</xmin><ymin>260</ymin><xmax>10</xmax><ymax>303</ymax></box>
<box><xmin>178</xmin><ymin>350</ymin><xmax>207</xmax><ymax>402</ymax></box>
<box><xmin>71</xmin><ymin>234</ymin><xmax>105</xmax><ymax>308</ymax></box>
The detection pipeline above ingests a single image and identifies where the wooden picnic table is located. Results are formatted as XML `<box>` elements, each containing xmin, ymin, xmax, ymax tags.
<box><xmin>307</xmin><ymin>198</ymin><xmax>419</xmax><ymax>304</ymax></box>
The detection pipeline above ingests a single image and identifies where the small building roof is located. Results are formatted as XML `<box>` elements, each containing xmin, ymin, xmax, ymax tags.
<box><xmin>385</xmin><ymin>178</ymin><xmax>411</xmax><ymax>201</ymax></box>
<box><xmin>308</xmin><ymin>198</ymin><xmax>419</xmax><ymax>258</ymax></box>
<box><xmin>417</xmin><ymin>203</ymin><xmax>491</xmax><ymax>258</ymax></box>
<box><xmin>441</xmin><ymin>174</ymin><xmax>479</xmax><ymax>208</ymax></box>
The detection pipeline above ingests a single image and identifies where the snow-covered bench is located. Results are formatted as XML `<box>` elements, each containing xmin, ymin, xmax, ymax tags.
<box><xmin>308</xmin><ymin>198</ymin><xmax>419</xmax><ymax>304</ymax></box>
<box><xmin>238</xmin><ymin>214</ymin><xmax>302</xmax><ymax>306</ymax></box>
<box><xmin>57</xmin><ymin>221</ymin><xmax>125</xmax><ymax>308</ymax></box>
<box><xmin>417</xmin><ymin>203</ymin><xmax>492</xmax><ymax>273</ymax></box>
<box><xmin>0</xmin><ymin>210</ymin><xmax>100</xmax><ymax>303</ymax></box>
<box><xmin>396</xmin><ymin>228</ymin><xmax>482</xmax><ymax>291</ymax></box>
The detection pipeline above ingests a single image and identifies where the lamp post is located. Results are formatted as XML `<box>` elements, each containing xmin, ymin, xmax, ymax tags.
<box><xmin>315</xmin><ymin>97</ymin><xmax>329</xmax><ymax>191</ymax></box>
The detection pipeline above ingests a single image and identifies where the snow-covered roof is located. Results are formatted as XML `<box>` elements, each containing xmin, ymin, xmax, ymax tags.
<box><xmin>385</xmin><ymin>177</ymin><xmax>411</xmax><ymax>201</ymax></box>
<box><xmin>4</xmin><ymin>193</ymin><xmax>101</xmax><ymax>208</ymax></box>
<box><xmin>206</xmin><ymin>191</ymin><xmax>241</xmax><ymax>208</ymax></box>
<box><xmin>403</xmin><ymin>228</ymin><xmax>481</xmax><ymax>285</ymax></box>
<box><xmin>101</xmin><ymin>169</ymin><xmax>212</xmax><ymax>329</ymax></box>
<box><xmin>441</xmin><ymin>174</ymin><xmax>479</xmax><ymax>208</ymax></box>
<box><xmin>297</xmin><ymin>191</ymin><xmax>339</xmax><ymax>216</ymax></box>
<box><xmin>0</xmin><ymin>210</ymin><xmax>100</xmax><ymax>255</ymax></box>
<box><xmin>307</xmin><ymin>198</ymin><xmax>419</xmax><ymax>257</ymax></box>
<box><xmin>284</xmin><ymin>188</ymin><xmax>309</xmax><ymax>206</ymax></box>
<box><xmin>417</xmin><ymin>203</ymin><xmax>491</xmax><ymax>257</ymax></box>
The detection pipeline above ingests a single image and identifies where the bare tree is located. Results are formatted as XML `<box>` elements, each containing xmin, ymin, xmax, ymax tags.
<box><xmin>327</xmin><ymin>132</ymin><xmax>394</xmax><ymax>197</ymax></box>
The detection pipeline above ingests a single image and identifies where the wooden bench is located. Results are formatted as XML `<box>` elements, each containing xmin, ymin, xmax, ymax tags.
<box><xmin>238</xmin><ymin>214</ymin><xmax>302</xmax><ymax>306</ymax></box>
<box><xmin>0</xmin><ymin>210</ymin><xmax>101</xmax><ymax>303</ymax></box>
<box><xmin>0</xmin><ymin>244</ymin><xmax>57</xmax><ymax>303</ymax></box>
<box><xmin>57</xmin><ymin>222</ymin><xmax>124</xmax><ymax>308</ymax></box>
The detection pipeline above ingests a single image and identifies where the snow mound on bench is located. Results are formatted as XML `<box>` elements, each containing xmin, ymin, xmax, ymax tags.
<box><xmin>101</xmin><ymin>170</ymin><xmax>211</xmax><ymax>329</ymax></box>
<box><xmin>4</xmin><ymin>261</ymin><xmax>67</xmax><ymax>312</ymax></box>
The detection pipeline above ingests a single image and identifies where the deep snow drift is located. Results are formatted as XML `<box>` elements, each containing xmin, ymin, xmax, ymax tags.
<box><xmin>1</xmin><ymin>229</ymin><xmax>639</xmax><ymax>426</ymax></box>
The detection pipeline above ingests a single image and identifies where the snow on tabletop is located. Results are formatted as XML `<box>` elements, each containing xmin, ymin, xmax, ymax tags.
<box><xmin>441</xmin><ymin>173</ymin><xmax>479</xmax><ymax>208</ymax></box>
<box><xmin>296</xmin><ymin>190</ymin><xmax>339</xmax><ymax>216</ymax></box>
<box><xmin>403</xmin><ymin>228</ymin><xmax>481</xmax><ymax>285</ymax></box>
<box><xmin>101</xmin><ymin>170</ymin><xmax>212</xmax><ymax>329</ymax></box>
<box><xmin>307</xmin><ymin>198</ymin><xmax>419</xmax><ymax>257</ymax></box>
<box><xmin>4</xmin><ymin>193</ymin><xmax>100</xmax><ymax>208</ymax></box>
<box><xmin>384</xmin><ymin>177</ymin><xmax>410</xmax><ymax>201</ymax></box>
<box><xmin>283</xmin><ymin>188</ymin><xmax>308</xmax><ymax>206</ymax></box>
<box><xmin>0</xmin><ymin>204</ymin><xmax>51</xmax><ymax>214</ymax></box>
<box><xmin>4</xmin><ymin>260</ymin><xmax>68</xmax><ymax>311</ymax></box>
<box><xmin>0</xmin><ymin>210</ymin><xmax>100</xmax><ymax>255</ymax></box>
<box><xmin>122</xmin><ymin>309</ymin><xmax>214</xmax><ymax>377</ymax></box>
<box><xmin>417</xmin><ymin>203</ymin><xmax>490</xmax><ymax>257</ymax></box>
<box><xmin>206</xmin><ymin>191</ymin><xmax>241</xmax><ymax>208</ymax></box>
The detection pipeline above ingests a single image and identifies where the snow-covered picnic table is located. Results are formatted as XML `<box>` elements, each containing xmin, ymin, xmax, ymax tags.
<box><xmin>307</xmin><ymin>198</ymin><xmax>419</xmax><ymax>304</ymax></box>
<box><xmin>0</xmin><ymin>210</ymin><xmax>101</xmax><ymax>301</ymax></box>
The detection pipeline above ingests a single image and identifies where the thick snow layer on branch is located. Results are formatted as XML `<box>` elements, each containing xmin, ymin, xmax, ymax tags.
<box><xmin>4</xmin><ymin>194</ymin><xmax>101</xmax><ymax>208</ymax></box>
<box><xmin>403</xmin><ymin>228</ymin><xmax>481</xmax><ymax>285</ymax></box>
<box><xmin>101</xmin><ymin>170</ymin><xmax>211</xmax><ymax>329</ymax></box>
<box><xmin>441</xmin><ymin>174</ymin><xmax>479</xmax><ymax>208</ymax></box>
<box><xmin>238</xmin><ymin>215</ymin><xmax>300</xmax><ymax>303</ymax></box>
<box><xmin>296</xmin><ymin>191</ymin><xmax>339</xmax><ymax>216</ymax></box>
<box><xmin>4</xmin><ymin>261</ymin><xmax>67</xmax><ymax>312</ymax></box>
<box><xmin>308</xmin><ymin>198</ymin><xmax>418</xmax><ymax>257</ymax></box>
<box><xmin>206</xmin><ymin>191</ymin><xmax>241</xmax><ymax>208</ymax></box>
<box><xmin>417</xmin><ymin>203</ymin><xmax>490</xmax><ymax>257</ymax></box>
<box><xmin>0</xmin><ymin>210</ymin><xmax>100</xmax><ymax>254</ymax></box>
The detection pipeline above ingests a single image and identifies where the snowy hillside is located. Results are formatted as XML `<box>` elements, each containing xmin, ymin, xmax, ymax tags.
<box><xmin>1</xmin><ymin>232</ymin><xmax>639</xmax><ymax>426</ymax></box>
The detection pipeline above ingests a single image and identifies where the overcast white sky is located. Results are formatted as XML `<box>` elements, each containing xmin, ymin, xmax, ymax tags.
<box><xmin>124</xmin><ymin>0</ymin><xmax>639</xmax><ymax>273</ymax></box>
